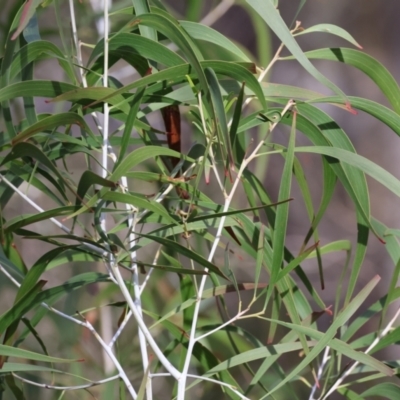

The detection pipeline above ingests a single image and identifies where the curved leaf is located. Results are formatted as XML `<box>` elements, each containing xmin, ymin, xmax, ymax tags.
<box><xmin>88</xmin><ymin>33</ymin><xmax>185</xmax><ymax>68</ymax></box>
<box><xmin>0</xmin><ymin>344</ymin><xmax>80</xmax><ymax>363</ymax></box>
<box><xmin>294</xmin><ymin>145</ymin><xmax>400</xmax><ymax>197</ymax></box>
<box><xmin>288</xmin><ymin>48</ymin><xmax>400</xmax><ymax>113</ymax></box>
<box><xmin>246</xmin><ymin>0</ymin><xmax>349</xmax><ymax>107</ymax></box>
<box><xmin>137</xmin><ymin>233</ymin><xmax>228</xmax><ymax>279</ymax></box>
<box><xmin>295</xmin><ymin>24</ymin><xmax>362</xmax><ymax>49</ymax></box>
<box><xmin>180</xmin><ymin>21</ymin><xmax>252</xmax><ymax>62</ymax></box>
<box><xmin>12</xmin><ymin>112</ymin><xmax>94</xmax><ymax>145</ymax></box>
<box><xmin>10</xmin><ymin>40</ymin><xmax>75</xmax><ymax>81</ymax></box>
<box><xmin>308</xmin><ymin>95</ymin><xmax>400</xmax><ymax>137</ymax></box>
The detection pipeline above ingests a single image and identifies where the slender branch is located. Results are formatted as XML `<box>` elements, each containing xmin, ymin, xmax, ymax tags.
<box><xmin>0</xmin><ymin>173</ymin><xmax>118</xmax><ymax>286</ymax></box>
<box><xmin>0</xmin><ymin>147</ymin><xmax>197</xmax><ymax>388</ymax></box>
<box><xmin>139</xmin><ymin>245</ymin><xmax>162</xmax><ymax>294</ymax></box>
<box><xmin>0</xmin><ymin>261</ymin><xmax>136</xmax><ymax>397</ymax></box>
<box><xmin>82</xmin><ymin>315</ymin><xmax>137</xmax><ymax>399</ymax></box>
<box><xmin>309</xmin><ymin>346</ymin><xmax>331</xmax><ymax>400</ymax></box>
<box><xmin>177</xmin><ymin>98</ymin><xmax>295</xmax><ymax>398</ymax></box>
<box><xmin>0</xmin><ymin>174</ymin><xmax>73</xmax><ymax>236</ymax></box>
<box><xmin>321</xmin><ymin>308</ymin><xmax>400</xmax><ymax>399</ymax></box>
<box><xmin>0</xmin><ymin>262</ymin><xmax>87</xmax><ymax>327</ymax></box>
<box><xmin>186</xmin><ymin>374</ymin><xmax>250</xmax><ymax>400</ymax></box>
<box><xmin>110</xmin><ymin>260</ymin><xmax>181</xmax><ymax>380</ymax></box>
<box><xmin>124</xmin><ymin>200</ymin><xmax>152</xmax><ymax>397</ymax></box>
<box><xmin>242</xmin><ymin>21</ymin><xmax>302</xmax><ymax>111</ymax></box>
<box><xmin>12</xmin><ymin>373</ymin><xmax>119</xmax><ymax>391</ymax></box>
<box><xmin>92</xmin><ymin>0</ymin><xmax>117</xmax><ymax>375</ymax></box>
<box><xmin>195</xmin><ymin>308</ymin><xmax>249</xmax><ymax>342</ymax></box>
<box><xmin>149</xmin><ymin>373</ymin><xmax>250</xmax><ymax>399</ymax></box>
<box><xmin>109</xmin><ymin>309</ymin><xmax>132</xmax><ymax>349</ymax></box>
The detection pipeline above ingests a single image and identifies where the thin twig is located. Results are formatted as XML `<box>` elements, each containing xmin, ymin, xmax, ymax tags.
<box><xmin>82</xmin><ymin>315</ymin><xmax>137</xmax><ymax>399</ymax></box>
<box><xmin>0</xmin><ymin>261</ymin><xmax>136</xmax><ymax>397</ymax></box>
<box><xmin>309</xmin><ymin>346</ymin><xmax>331</xmax><ymax>400</ymax></box>
<box><xmin>149</xmin><ymin>372</ymin><xmax>250</xmax><ymax>399</ymax></box>
<box><xmin>110</xmin><ymin>260</ymin><xmax>181</xmax><ymax>380</ymax></box>
<box><xmin>177</xmin><ymin>99</ymin><xmax>295</xmax><ymax>399</ymax></box>
<box><xmin>242</xmin><ymin>21</ymin><xmax>302</xmax><ymax>111</ymax></box>
<box><xmin>195</xmin><ymin>308</ymin><xmax>249</xmax><ymax>342</ymax></box>
<box><xmin>321</xmin><ymin>308</ymin><xmax>400</xmax><ymax>399</ymax></box>
<box><xmin>12</xmin><ymin>373</ymin><xmax>119</xmax><ymax>391</ymax></box>
<box><xmin>186</xmin><ymin>374</ymin><xmax>250</xmax><ymax>400</ymax></box>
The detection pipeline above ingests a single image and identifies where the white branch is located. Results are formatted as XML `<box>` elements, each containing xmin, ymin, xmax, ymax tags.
<box><xmin>321</xmin><ymin>308</ymin><xmax>400</xmax><ymax>399</ymax></box>
<box><xmin>12</xmin><ymin>373</ymin><xmax>119</xmax><ymax>391</ymax></box>
<box><xmin>177</xmin><ymin>98</ymin><xmax>295</xmax><ymax>398</ymax></box>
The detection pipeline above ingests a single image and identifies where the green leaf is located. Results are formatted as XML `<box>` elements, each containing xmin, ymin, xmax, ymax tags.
<box><xmin>65</xmin><ymin>146</ymin><xmax>194</xmax><ymax>220</ymax></box>
<box><xmin>45</xmin><ymin>248</ymin><xmax>102</xmax><ymax>270</ymax></box>
<box><xmin>289</xmin><ymin>104</ymin><xmax>372</xmax><ymax>304</ymax></box>
<box><xmin>0</xmin><ymin>245</ymin><xmax>25</xmax><ymax>279</ymax></box>
<box><xmin>230</xmin><ymin>82</ymin><xmax>246</xmax><ymax>162</ymax></box>
<box><xmin>0</xmin><ymin>80</ymin><xmax>77</xmax><ymax>104</ymax></box>
<box><xmin>294</xmin><ymin>146</ymin><xmax>400</xmax><ymax>198</ymax></box>
<box><xmin>132</xmin><ymin>0</ymin><xmax>157</xmax><ymax>41</ymax></box>
<box><xmin>269</xmin><ymin>111</ymin><xmax>296</xmax><ymax>287</ymax></box>
<box><xmin>70</xmin><ymin>61</ymin><xmax>264</xmax><ymax>113</ymax></box>
<box><xmin>180</xmin><ymin>21</ymin><xmax>251</xmax><ymax>62</ymax></box>
<box><xmin>0</xmin><ymin>362</ymin><xmax>62</xmax><ymax>373</ymax></box>
<box><xmin>76</xmin><ymin>170</ymin><xmax>118</xmax><ymax>207</ymax></box>
<box><xmin>150</xmin><ymin>283</ymin><xmax>266</xmax><ymax>328</ymax></box>
<box><xmin>1</xmin><ymin>142</ymin><xmax>70</xmax><ymax>200</ymax></box>
<box><xmin>0</xmin><ymin>280</ymin><xmax>46</xmax><ymax>336</ymax></box>
<box><xmin>306</xmin><ymin>240</ymin><xmax>351</xmax><ymax>258</ymax></box>
<box><xmin>0</xmin><ymin>344</ymin><xmax>81</xmax><ymax>363</ymax></box>
<box><xmin>111</xmin><ymin>146</ymin><xmax>194</xmax><ymax>182</ymax></box>
<box><xmin>284</xmin><ymin>48</ymin><xmax>400</xmax><ymax>114</ymax></box>
<box><xmin>246</xmin><ymin>0</ymin><xmax>349</xmax><ymax>106</ymax></box>
<box><xmin>361</xmin><ymin>383</ymin><xmax>400</xmax><ymax>399</ymax></box>
<box><xmin>102</xmin><ymin>191</ymin><xmax>176</xmax><ymax>225</ymax></box>
<box><xmin>204</xmin><ymin>341</ymin><xmax>317</xmax><ymax>375</ymax></box>
<box><xmin>136</xmin><ymin>233</ymin><xmax>228</xmax><ymax>279</ymax></box>
<box><xmin>295</xmin><ymin>24</ymin><xmax>362</xmax><ymax>49</ymax></box>
<box><xmin>15</xmin><ymin>247</ymin><xmax>75</xmax><ymax>302</ymax></box>
<box><xmin>204</xmin><ymin>67</ymin><xmax>233</xmax><ymax>168</ymax></box>
<box><xmin>9</xmin><ymin>40</ymin><xmax>75</xmax><ymax>82</ymax></box>
<box><xmin>88</xmin><ymin>33</ymin><xmax>185</xmax><ymax>68</ymax></box>
<box><xmin>337</xmin><ymin>387</ymin><xmax>366</xmax><ymax>399</ymax></box>
<box><xmin>12</xmin><ymin>112</ymin><xmax>94</xmax><ymax>145</ymax></box>
<box><xmin>309</xmin><ymin>95</ymin><xmax>400</xmax><ymax>137</ymax></box>
<box><xmin>11</xmin><ymin>0</ymin><xmax>43</xmax><ymax>41</ymax></box>
<box><xmin>341</xmin><ymin>287</ymin><xmax>400</xmax><ymax>342</ymax></box>
<box><xmin>115</xmin><ymin>86</ymin><xmax>146</xmax><ymax>167</ymax></box>
<box><xmin>265</xmin><ymin>275</ymin><xmax>387</xmax><ymax>396</ymax></box>
<box><xmin>129</xmin><ymin>9</ymin><xmax>208</xmax><ymax>95</ymax></box>
<box><xmin>31</xmin><ymin>272</ymin><xmax>111</xmax><ymax>308</ymax></box>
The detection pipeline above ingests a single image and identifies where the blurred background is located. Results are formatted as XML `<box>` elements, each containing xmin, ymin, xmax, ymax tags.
<box><xmin>1</xmin><ymin>1</ymin><xmax>399</xmax><ymax>399</ymax></box>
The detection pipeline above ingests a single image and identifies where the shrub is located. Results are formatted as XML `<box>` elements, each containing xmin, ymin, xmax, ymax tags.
<box><xmin>1</xmin><ymin>1</ymin><xmax>400</xmax><ymax>399</ymax></box>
